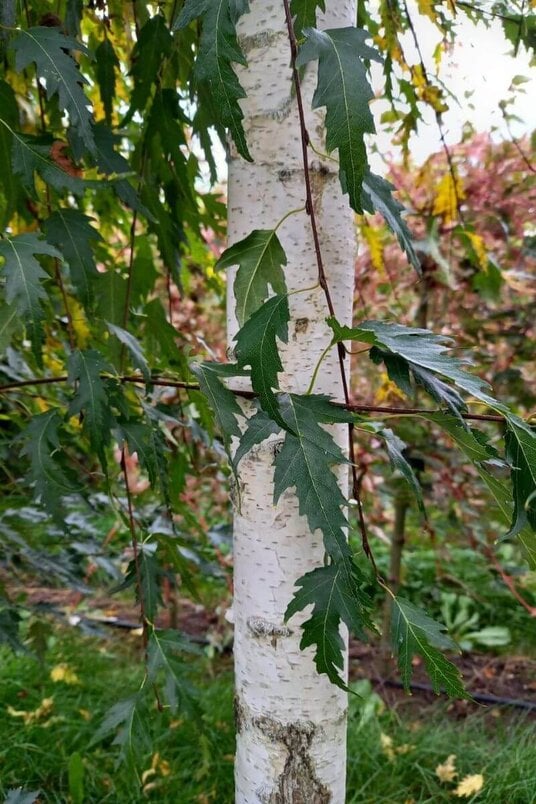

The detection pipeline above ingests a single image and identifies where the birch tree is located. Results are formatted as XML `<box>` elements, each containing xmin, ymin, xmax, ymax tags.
<box><xmin>0</xmin><ymin>1</ymin><xmax>535</xmax><ymax>802</ymax></box>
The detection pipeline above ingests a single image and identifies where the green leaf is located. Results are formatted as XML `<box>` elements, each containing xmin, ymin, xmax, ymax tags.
<box><xmin>390</xmin><ymin>596</ymin><xmax>469</xmax><ymax>698</ymax></box>
<box><xmin>9</xmin><ymin>131</ymin><xmax>86</xmax><ymax>196</ymax></box>
<box><xmin>0</xmin><ymin>602</ymin><xmax>23</xmax><ymax>652</ymax></box>
<box><xmin>274</xmin><ymin>393</ymin><xmax>353</xmax><ymax>562</ymax></box>
<box><xmin>92</xmin><ymin>125</ymin><xmax>148</xmax><ymax>215</ymax></box>
<box><xmin>67</xmin><ymin>349</ymin><xmax>115</xmax><ymax>470</ymax></box>
<box><xmin>107</xmin><ymin>323</ymin><xmax>150</xmax><ymax>381</ymax></box>
<box><xmin>285</xmin><ymin>561</ymin><xmax>375</xmax><ymax>689</ymax></box>
<box><xmin>361</xmin><ymin>170</ymin><xmax>421</xmax><ymax>275</ymax></box>
<box><xmin>296</xmin><ymin>27</ymin><xmax>381</xmax><ymax>213</ymax></box>
<box><xmin>147</xmin><ymin>629</ymin><xmax>200</xmax><ymax>713</ymax></box>
<box><xmin>0</xmin><ymin>80</ymin><xmax>19</xmax><ymax>225</ymax></box>
<box><xmin>124</xmin><ymin>15</ymin><xmax>173</xmax><ymax>120</ymax></box>
<box><xmin>234</xmin><ymin>294</ymin><xmax>290</xmax><ymax>429</ymax></box>
<box><xmin>143</xmin><ymin>298</ymin><xmax>187</xmax><ymax>371</ymax></box>
<box><xmin>119</xmin><ymin>418</ymin><xmax>170</xmax><ymax>503</ymax></box>
<box><xmin>0</xmin><ymin>233</ymin><xmax>60</xmax><ymax>357</ymax></box>
<box><xmin>119</xmin><ymin>541</ymin><xmax>162</xmax><ymax>623</ymax></box>
<box><xmin>20</xmin><ymin>410</ymin><xmax>79</xmax><ymax>520</ymax></box>
<box><xmin>328</xmin><ymin>317</ymin><xmax>507</xmax><ymax>422</ymax></box>
<box><xmin>234</xmin><ymin>405</ymin><xmax>281</xmax><ymax>466</ymax></box>
<box><xmin>506</xmin><ymin>416</ymin><xmax>536</xmax><ymax>536</ymax></box>
<box><xmin>217</xmin><ymin>229</ymin><xmax>287</xmax><ymax>325</ymax></box>
<box><xmin>13</xmin><ymin>27</ymin><xmax>95</xmax><ymax>153</ymax></box>
<box><xmin>43</xmin><ymin>209</ymin><xmax>102</xmax><ymax>308</ymax></box>
<box><xmin>175</xmin><ymin>0</ymin><xmax>252</xmax><ymax>161</ymax></box>
<box><xmin>423</xmin><ymin>412</ymin><xmax>536</xmax><ymax>568</ymax></box>
<box><xmin>381</xmin><ymin>428</ymin><xmax>424</xmax><ymax>513</ymax></box>
<box><xmin>94</xmin><ymin>694</ymin><xmax>150</xmax><ymax>764</ymax></box>
<box><xmin>95</xmin><ymin>38</ymin><xmax>119</xmax><ymax>125</ymax></box>
<box><xmin>0</xmin><ymin>302</ymin><xmax>20</xmax><ymax>352</ymax></box>
<box><xmin>190</xmin><ymin>361</ymin><xmax>244</xmax><ymax>445</ymax></box>
<box><xmin>290</xmin><ymin>0</ymin><xmax>325</xmax><ymax>39</ymax></box>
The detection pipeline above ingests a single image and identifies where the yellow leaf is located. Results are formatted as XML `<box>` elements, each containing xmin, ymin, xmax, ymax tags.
<box><xmin>361</xmin><ymin>223</ymin><xmax>384</xmax><ymax>272</ymax></box>
<box><xmin>380</xmin><ymin>732</ymin><xmax>395</xmax><ymax>761</ymax></box>
<box><xmin>50</xmin><ymin>663</ymin><xmax>80</xmax><ymax>685</ymax></box>
<box><xmin>436</xmin><ymin>754</ymin><xmax>457</xmax><ymax>783</ymax></box>
<box><xmin>417</xmin><ymin>0</ymin><xmax>436</xmax><ymax>22</ymax></box>
<box><xmin>454</xmin><ymin>773</ymin><xmax>484</xmax><ymax>798</ymax></box>
<box><xmin>432</xmin><ymin>173</ymin><xmax>465</xmax><ymax>224</ymax></box>
<box><xmin>7</xmin><ymin>696</ymin><xmax>54</xmax><ymax>724</ymax></box>
<box><xmin>69</xmin><ymin>298</ymin><xmax>91</xmax><ymax>348</ymax></box>
<box><xmin>79</xmin><ymin>708</ymin><xmax>92</xmax><ymax>721</ymax></box>
<box><xmin>466</xmin><ymin>232</ymin><xmax>488</xmax><ymax>270</ymax></box>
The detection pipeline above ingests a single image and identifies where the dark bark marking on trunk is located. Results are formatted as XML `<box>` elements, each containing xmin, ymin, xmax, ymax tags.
<box><xmin>254</xmin><ymin>716</ymin><xmax>332</xmax><ymax>803</ymax></box>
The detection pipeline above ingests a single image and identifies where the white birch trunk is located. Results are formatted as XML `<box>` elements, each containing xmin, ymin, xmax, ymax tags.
<box><xmin>227</xmin><ymin>2</ymin><xmax>357</xmax><ymax>801</ymax></box>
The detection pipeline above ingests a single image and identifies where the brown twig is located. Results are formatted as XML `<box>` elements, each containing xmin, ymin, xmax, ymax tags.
<box><xmin>282</xmin><ymin>0</ymin><xmax>377</xmax><ymax>568</ymax></box>
<box><xmin>120</xmin><ymin>446</ymin><xmax>149</xmax><ymax>652</ymax></box>
<box><xmin>0</xmin><ymin>373</ymin><xmax>508</xmax><ymax>424</ymax></box>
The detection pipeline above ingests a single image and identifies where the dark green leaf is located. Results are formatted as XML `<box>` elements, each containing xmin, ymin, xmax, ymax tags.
<box><xmin>274</xmin><ymin>393</ymin><xmax>353</xmax><ymax>563</ymax></box>
<box><xmin>234</xmin><ymin>294</ymin><xmax>290</xmax><ymax>428</ymax></box>
<box><xmin>285</xmin><ymin>561</ymin><xmax>374</xmax><ymax>689</ymax></box>
<box><xmin>234</xmin><ymin>405</ymin><xmax>281</xmax><ymax>467</ymax></box>
<box><xmin>290</xmin><ymin>0</ymin><xmax>325</xmax><ymax>39</ymax></box>
<box><xmin>13</xmin><ymin>27</ymin><xmax>95</xmax><ymax>153</ymax></box>
<box><xmin>67</xmin><ymin>349</ymin><xmax>115</xmax><ymax>470</ymax></box>
<box><xmin>147</xmin><ymin>628</ymin><xmax>200</xmax><ymax>713</ymax></box>
<box><xmin>43</xmin><ymin>209</ymin><xmax>102</xmax><ymax>308</ymax></box>
<box><xmin>0</xmin><ymin>80</ymin><xmax>19</xmax><ymax>225</ymax></box>
<box><xmin>0</xmin><ymin>233</ymin><xmax>60</xmax><ymax>357</ymax></box>
<box><xmin>10</xmin><ymin>131</ymin><xmax>86</xmax><ymax>196</ymax></box>
<box><xmin>175</xmin><ymin>0</ymin><xmax>252</xmax><ymax>161</ymax></box>
<box><xmin>296</xmin><ymin>27</ymin><xmax>381</xmax><ymax>213</ymax></box>
<box><xmin>65</xmin><ymin>0</ymin><xmax>83</xmax><ymax>36</ymax></box>
<box><xmin>95</xmin><ymin>38</ymin><xmax>119</xmax><ymax>125</ymax></box>
<box><xmin>361</xmin><ymin>170</ymin><xmax>420</xmax><ymax>275</ymax></box>
<box><xmin>143</xmin><ymin>299</ymin><xmax>186</xmax><ymax>371</ymax></box>
<box><xmin>119</xmin><ymin>418</ymin><xmax>169</xmax><ymax>503</ymax></box>
<box><xmin>124</xmin><ymin>15</ymin><xmax>173</xmax><ymax>120</ymax></box>
<box><xmin>94</xmin><ymin>694</ymin><xmax>150</xmax><ymax>764</ymax></box>
<box><xmin>382</xmin><ymin>428</ymin><xmax>424</xmax><ymax>513</ymax></box>
<box><xmin>329</xmin><ymin>317</ymin><xmax>507</xmax><ymax>421</ymax></box>
<box><xmin>390</xmin><ymin>596</ymin><xmax>469</xmax><ymax>698</ymax></box>
<box><xmin>20</xmin><ymin>410</ymin><xmax>80</xmax><ymax>520</ymax></box>
<box><xmin>506</xmin><ymin>417</ymin><xmax>536</xmax><ymax>536</ymax></box>
<box><xmin>190</xmin><ymin>361</ymin><xmax>245</xmax><ymax>445</ymax></box>
<box><xmin>0</xmin><ymin>602</ymin><xmax>23</xmax><ymax>652</ymax></box>
<box><xmin>92</xmin><ymin>125</ymin><xmax>148</xmax><ymax>215</ymax></box>
<box><xmin>217</xmin><ymin>229</ymin><xmax>287</xmax><ymax>325</ymax></box>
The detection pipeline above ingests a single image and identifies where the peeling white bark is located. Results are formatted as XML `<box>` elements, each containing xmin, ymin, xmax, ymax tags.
<box><xmin>227</xmin><ymin>3</ymin><xmax>357</xmax><ymax>801</ymax></box>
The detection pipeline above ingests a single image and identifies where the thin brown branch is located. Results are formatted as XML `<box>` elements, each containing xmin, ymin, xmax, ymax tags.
<box><xmin>282</xmin><ymin>0</ymin><xmax>376</xmax><ymax>566</ymax></box>
<box><xmin>121</xmin><ymin>446</ymin><xmax>149</xmax><ymax>651</ymax></box>
<box><xmin>0</xmin><ymin>373</ymin><xmax>508</xmax><ymax>423</ymax></box>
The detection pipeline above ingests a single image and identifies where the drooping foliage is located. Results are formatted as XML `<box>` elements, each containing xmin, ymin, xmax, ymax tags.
<box><xmin>0</xmin><ymin>0</ymin><xmax>535</xmax><ymax>762</ymax></box>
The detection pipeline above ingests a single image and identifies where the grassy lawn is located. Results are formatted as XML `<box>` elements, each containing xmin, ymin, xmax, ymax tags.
<box><xmin>1</xmin><ymin>629</ymin><xmax>535</xmax><ymax>803</ymax></box>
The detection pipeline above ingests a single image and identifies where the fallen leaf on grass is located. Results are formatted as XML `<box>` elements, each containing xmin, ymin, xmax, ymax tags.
<box><xmin>50</xmin><ymin>663</ymin><xmax>80</xmax><ymax>684</ymax></box>
<box><xmin>7</xmin><ymin>697</ymin><xmax>54</xmax><ymax>725</ymax></box>
<box><xmin>436</xmin><ymin>754</ymin><xmax>457</xmax><ymax>783</ymax></box>
<box><xmin>454</xmin><ymin>774</ymin><xmax>484</xmax><ymax>797</ymax></box>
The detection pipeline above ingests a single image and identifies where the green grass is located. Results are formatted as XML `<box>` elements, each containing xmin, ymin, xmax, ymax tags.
<box><xmin>1</xmin><ymin>630</ymin><xmax>535</xmax><ymax>803</ymax></box>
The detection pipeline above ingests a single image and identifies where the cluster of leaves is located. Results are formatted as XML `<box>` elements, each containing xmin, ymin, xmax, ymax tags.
<box><xmin>0</xmin><ymin>0</ymin><xmax>535</xmax><ymax>764</ymax></box>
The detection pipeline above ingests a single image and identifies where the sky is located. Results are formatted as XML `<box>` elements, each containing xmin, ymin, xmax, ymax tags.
<box><xmin>369</xmin><ymin>3</ymin><xmax>536</xmax><ymax>169</ymax></box>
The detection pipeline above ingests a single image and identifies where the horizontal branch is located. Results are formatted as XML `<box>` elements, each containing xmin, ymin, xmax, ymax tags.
<box><xmin>0</xmin><ymin>372</ymin><xmax>507</xmax><ymax>424</ymax></box>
